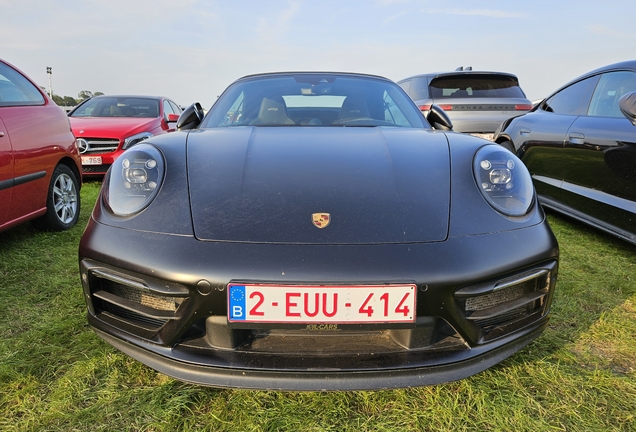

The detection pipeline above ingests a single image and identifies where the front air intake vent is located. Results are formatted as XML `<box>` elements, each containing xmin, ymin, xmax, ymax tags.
<box><xmin>455</xmin><ymin>262</ymin><xmax>557</xmax><ymax>340</ymax></box>
<box><xmin>109</xmin><ymin>283</ymin><xmax>178</xmax><ymax>312</ymax></box>
<box><xmin>101</xmin><ymin>302</ymin><xmax>168</xmax><ymax>329</ymax></box>
<box><xmin>88</xmin><ymin>267</ymin><xmax>188</xmax><ymax>333</ymax></box>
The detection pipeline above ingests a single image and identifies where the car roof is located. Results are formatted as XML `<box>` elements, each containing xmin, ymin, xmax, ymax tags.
<box><xmin>398</xmin><ymin>71</ymin><xmax>519</xmax><ymax>83</ymax></box>
<box><xmin>545</xmin><ymin>60</ymin><xmax>636</xmax><ymax>98</ymax></box>
<box><xmin>234</xmin><ymin>71</ymin><xmax>391</xmax><ymax>83</ymax></box>
<box><xmin>89</xmin><ymin>95</ymin><xmax>167</xmax><ymax>100</ymax></box>
<box><xmin>570</xmin><ymin>60</ymin><xmax>636</xmax><ymax>83</ymax></box>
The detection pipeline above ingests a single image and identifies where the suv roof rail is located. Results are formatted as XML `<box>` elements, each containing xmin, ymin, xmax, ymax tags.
<box><xmin>455</xmin><ymin>66</ymin><xmax>473</xmax><ymax>71</ymax></box>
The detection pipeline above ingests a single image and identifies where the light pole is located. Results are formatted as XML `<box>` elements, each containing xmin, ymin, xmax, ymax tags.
<box><xmin>46</xmin><ymin>66</ymin><xmax>52</xmax><ymax>98</ymax></box>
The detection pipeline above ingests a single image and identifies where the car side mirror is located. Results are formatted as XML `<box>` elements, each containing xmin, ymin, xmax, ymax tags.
<box><xmin>618</xmin><ymin>92</ymin><xmax>636</xmax><ymax>126</ymax></box>
<box><xmin>426</xmin><ymin>104</ymin><xmax>453</xmax><ymax>131</ymax></box>
<box><xmin>177</xmin><ymin>102</ymin><xmax>205</xmax><ymax>130</ymax></box>
<box><xmin>166</xmin><ymin>113</ymin><xmax>180</xmax><ymax>123</ymax></box>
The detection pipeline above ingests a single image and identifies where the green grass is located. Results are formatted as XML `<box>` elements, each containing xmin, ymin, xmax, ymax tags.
<box><xmin>1</xmin><ymin>181</ymin><xmax>635</xmax><ymax>431</ymax></box>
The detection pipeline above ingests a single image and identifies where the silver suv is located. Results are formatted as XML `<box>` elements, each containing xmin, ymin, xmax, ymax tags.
<box><xmin>398</xmin><ymin>68</ymin><xmax>532</xmax><ymax>140</ymax></box>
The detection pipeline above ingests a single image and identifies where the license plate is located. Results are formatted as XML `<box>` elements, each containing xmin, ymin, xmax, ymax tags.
<box><xmin>469</xmin><ymin>133</ymin><xmax>494</xmax><ymax>141</ymax></box>
<box><xmin>81</xmin><ymin>156</ymin><xmax>102</xmax><ymax>165</ymax></box>
<box><xmin>228</xmin><ymin>284</ymin><xmax>416</xmax><ymax>323</ymax></box>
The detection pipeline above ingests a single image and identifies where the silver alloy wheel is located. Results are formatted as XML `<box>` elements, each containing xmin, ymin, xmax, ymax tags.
<box><xmin>53</xmin><ymin>172</ymin><xmax>78</xmax><ymax>224</ymax></box>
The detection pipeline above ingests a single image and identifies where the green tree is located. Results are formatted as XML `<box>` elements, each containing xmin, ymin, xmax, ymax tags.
<box><xmin>62</xmin><ymin>96</ymin><xmax>78</xmax><ymax>106</ymax></box>
<box><xmin>77</xmin><ymin>90</ymin><xmax>104</xmax><ymax>100</ymax></box>
<box><xmin>50</xmin><ymin>94</ymin><xmax>78</xmax><ymax>106</ymax></box>
<box><xmin>51</xmin><ymin>94</ymin><xmax>64</xmax><ymax>105</ymax></box>
<box><xmin>78</xmin><ymin>90</ymin><xmax>93</xmax><ymax>100</ymax></box>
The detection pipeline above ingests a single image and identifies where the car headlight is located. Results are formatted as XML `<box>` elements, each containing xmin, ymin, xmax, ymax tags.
<box><xmin>122</xmin><ymin>132</ymin><xmax>154</xmax><ymax>149</ymax></box>
<box><xmin>473</xmin><ymin>145</ymin><xmax>534</xmax><ymax>217</ymax></box>
<box><xmin>103</xmin><ymin>144</ymin><xmax>165</xmax><ymax>216</ymax></box>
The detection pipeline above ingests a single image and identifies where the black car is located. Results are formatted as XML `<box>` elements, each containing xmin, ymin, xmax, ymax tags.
<box><xmin>79</xmin><ymin>72</ymin><xmax>558</xmax><ymax>391</ymax></box>
<box><xmin>494</xmin><ymin>60</ymin><xmax>636</xmax><ymax>245</ymax></box>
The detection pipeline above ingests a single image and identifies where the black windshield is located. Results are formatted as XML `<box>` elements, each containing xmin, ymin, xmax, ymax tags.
<box><xmin>202</xmin><ymin>74</ymin><xmax>429</xmax><ymax>128</ymax></box>
<box><xmin>429</xmin><ymin>74</ymin><xmax>526</xmax><ymax>99</ymax></box>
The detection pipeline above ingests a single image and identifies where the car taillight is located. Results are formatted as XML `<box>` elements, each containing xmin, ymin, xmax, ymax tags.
<box><xmin>515</xmin><ymin>104</ymin><xmax>533</xmax><ymax>110</ymax></box>
<box><xmin>420</xmin><ymin>104</ymin><xmax>453</xmax><ymax>111</ymax></box>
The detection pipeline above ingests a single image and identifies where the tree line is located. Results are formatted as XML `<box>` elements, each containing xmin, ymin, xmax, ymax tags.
<box><xmin>47</xmin><ymin>90</ymin><xmax>105</xmax><ymax>107</ymax></box>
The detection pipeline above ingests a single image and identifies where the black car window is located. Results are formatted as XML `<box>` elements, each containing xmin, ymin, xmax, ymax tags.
<box><xmin>0</xmin><ymin>63</ymin><xmax>45</xmax><ymax>107</ymax></box>
<box><xmin>587</xmin><ymin>71</ymin><xmax>636</xmax><ymax>118</ymax></box>
<box><xmin>203</xmin><ymin>74</ymin><xmax>428</xmax><ymax>128</ymax></box>
<box><xmin>428</xmin><ymin>74</ymin><xmax>526</xmax><ymax>99</ymax></box>
<box><xmin>541</xmin><ymin>76</ymin><xmax>598</xmax><ymax>115</ymax></box>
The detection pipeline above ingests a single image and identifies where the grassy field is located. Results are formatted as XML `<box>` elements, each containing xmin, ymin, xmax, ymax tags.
<box><xmin>1</xmin><ymin>181</ymin><xmax>635</xmax><ymax>431</ymax></box>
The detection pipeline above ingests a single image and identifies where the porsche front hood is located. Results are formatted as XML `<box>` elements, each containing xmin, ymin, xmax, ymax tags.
<box><xmin>187</xmin><ymin>127</ymin><xmax>450</xmax><ymax>244</ymax></box>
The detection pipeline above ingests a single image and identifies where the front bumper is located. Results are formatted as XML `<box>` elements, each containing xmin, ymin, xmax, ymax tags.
<box><xmin>93</xmin><ymin>322</ymin><xmax>546</xmax><ymax>391</ymax></box>
<box><xmin>79</xmin><ymin>218</ymin><xmax>558</xmax><ymax>390</ymax></box>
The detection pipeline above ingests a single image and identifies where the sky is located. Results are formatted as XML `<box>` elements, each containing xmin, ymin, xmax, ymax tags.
<box><xmin>2</xmin><ymin>0</ymin><xmax>635</xmax><ymax>109</ymax></box>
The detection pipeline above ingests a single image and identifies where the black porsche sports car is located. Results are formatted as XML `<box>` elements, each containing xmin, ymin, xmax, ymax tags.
<box><xmin>79</xmin><ymin>72</ymin><xmax>559</xmax><ymax>391</ymax></box>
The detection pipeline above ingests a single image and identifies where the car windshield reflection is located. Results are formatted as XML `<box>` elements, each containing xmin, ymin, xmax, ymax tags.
<box><xmin>202</xmin><ymin>74</ymin><xmax>428</xmax><ymax>128</ymax></box>
<box><xmin>70</xmin><ymin>97</ymin><xmax>160</xmax><ymax>118</ymax></box>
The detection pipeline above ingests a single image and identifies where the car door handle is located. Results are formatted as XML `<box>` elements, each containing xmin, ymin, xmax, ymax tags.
<box><xmin>568</xmin><ymin>132</ymin><xmax>585</xmax><ymax>145</ymax></box>
<box><xmin>520</xmin><ymin>128</ymin><xmax>531</xmax><ymax>136</ymax></box>
<box><xmin>0</xmin><ymin>131</ymin><xmax>5</xmax><ymax>138</ymax></box>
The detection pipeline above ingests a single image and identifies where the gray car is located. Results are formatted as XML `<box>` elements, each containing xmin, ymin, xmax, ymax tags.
<box><xmin>398</xmin><ymin>68</ymin><xmax>532</xmax><ymax>140</ymax></box>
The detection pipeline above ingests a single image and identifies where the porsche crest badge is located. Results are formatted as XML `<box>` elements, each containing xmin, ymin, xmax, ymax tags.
<box><xmin>312</xmin><ymin>213</ymin><xmax>330</xmax><ymax>229</ymax></box>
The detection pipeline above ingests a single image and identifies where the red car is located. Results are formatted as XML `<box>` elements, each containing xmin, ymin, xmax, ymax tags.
<box><xmin>0</xmin><ymin>58</ymin><xmax>81</xmax><ymax>233</ymax></box>
<box><xmin>68</xmin><ymin>95</ymin><xmax>182</xmax><ymax>176</ymax></box>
